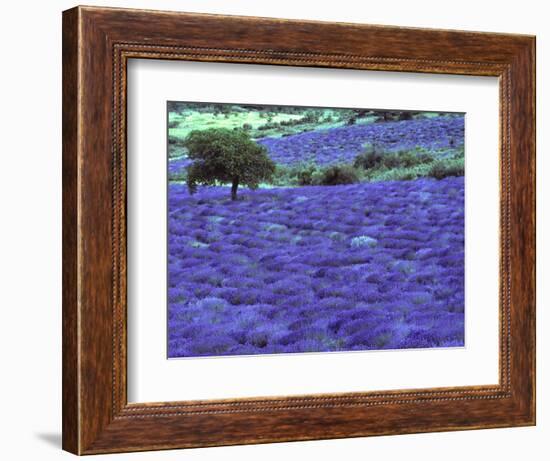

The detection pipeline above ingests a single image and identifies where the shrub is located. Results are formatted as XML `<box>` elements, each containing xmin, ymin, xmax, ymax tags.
<box><xmin>383</xmin><ymin>151</ymin><xmax>433</xmax><ymax>168</ymax></box>
<box><xmin>271</xmin><ymin>162</ymin><xmax>325</xmax><ymax>187</ymax></box>
<box><xmin>368</xmin><ymin>166</ymin><xmax>425</xmax><ymax>182</ymax></box>
<box><xmin>168</xmin><ymin>135</ymin><xmax>185</xmax><ymax>146</ymax></box>
<box><xmin>355</xmin><ymin>145</ymin><xmax>434</xmax><ymax>173</ymax></box>
<box><xmin>353</xmin><ymin>144</ymin><xmax>383</xmax><ymax>169</ymax></box>
<box><xmin>350</xmin><ymin>235</ymin><xmax>378</xmax><ymax>249</ymax></box>
<box><xmin>294</xmin><ymin>162</ymin><xmax>319</xmax><ymax>186</ymax></box>
<box><xmin>302</xmin><ymin>110</ymin><xmax>320</xmax><ymax>123</ymax></box>
<box><xmin>428</xmin><ymin>158</ymin><xmax>464</xmax><ymax>179</ymax></box>
<box><xmin>319</xmin><ymin>164</ymin><xmax>360</xmax><ymax>185</ymax></box>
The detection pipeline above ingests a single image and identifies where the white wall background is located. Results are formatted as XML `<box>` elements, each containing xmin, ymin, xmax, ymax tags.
<box><xmin>0</xmin><ymin>0</ymin><xmax>545</xmax><ymax>459</ymax></box>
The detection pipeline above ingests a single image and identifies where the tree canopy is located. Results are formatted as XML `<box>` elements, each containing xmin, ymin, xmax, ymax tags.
<box><xmin>185</xmin><ymin>128</ymin><xmax>276</xmax><ymax>200</ymax></box>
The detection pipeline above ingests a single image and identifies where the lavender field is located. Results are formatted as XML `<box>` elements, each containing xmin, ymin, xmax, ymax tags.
<box><xmin>167</xmin><ymin>103</ymin><xmax>465</xmax><ymax>358</ymax></box>
<box><xmin>258</xmin><ymin>116</ymin><xmax>464</xmax><ymax>166</ymax></box>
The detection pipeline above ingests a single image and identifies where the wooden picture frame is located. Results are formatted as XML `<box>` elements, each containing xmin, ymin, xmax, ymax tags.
<box><xmin>62</xmin><ymin>5</ymin><xmax>536</xmax><ymax>455</ymax></box>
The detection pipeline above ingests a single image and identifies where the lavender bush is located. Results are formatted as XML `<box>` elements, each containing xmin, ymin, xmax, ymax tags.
<box><xmin>168</xmin><ymin>177</ymin><xmax>464</xmax><ymax>357</ymax></box>
<box><xmin>257</xmin><ymin>116</ymin><xmax>464</xmax><ymax>166</ymax></box>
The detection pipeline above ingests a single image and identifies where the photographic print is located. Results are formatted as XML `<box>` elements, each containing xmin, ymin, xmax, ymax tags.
<box><xmin>167</xmin><ymin>102</ymin><xmax>465</xmax><ymax>358</ymax></box>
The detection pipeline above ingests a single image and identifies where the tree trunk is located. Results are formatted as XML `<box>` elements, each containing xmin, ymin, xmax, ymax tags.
<box><xmin>231</xmin><ymin>177</ymin><xmax>239</xmax><ymax>201</ymax></box>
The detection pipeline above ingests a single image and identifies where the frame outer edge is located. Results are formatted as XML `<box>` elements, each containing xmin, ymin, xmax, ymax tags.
<box><xmin>503</xmin><ymin>36</ymin><xmax>536</xmax><ymax>424</ymax></box>
<box><xmin>62</xmin><ymin>6</ymin><xmax>81</xmax><ymax>455</ymax></box>
<box><xmin>531</xmin><ymin>36</ymin><xmax>537</xmax><ymax>425</ymax></box>
<box><xmin>528</xmin><ymin>36</ymin><xmax>536</xmax><ymax>425</ymax></box>
<box><xmin>63</xmin><ymin>6</ymin><xmax>536</xmax><ymax>454</ymax></box>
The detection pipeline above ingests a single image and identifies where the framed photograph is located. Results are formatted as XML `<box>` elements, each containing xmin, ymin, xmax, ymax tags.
<box><xmin>62</xmin><ymin>5</ymin><xmax>535</xmax><ymax>455</ymax></box>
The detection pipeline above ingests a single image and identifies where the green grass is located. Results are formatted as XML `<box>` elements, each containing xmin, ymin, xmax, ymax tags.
<box><xmin>167</xmin><ymin>107</ymin><xmax>383</xmax><ymax>155</ymax></box>
<box><xmin>168</xmin><ymin>110</ymin><xmax>304</xmax><ymax>140</ymax></box>
<box><xmin>168</xmin><ymin>107</ymin><xmax>446</xmax><ymax>143</ymax></box>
